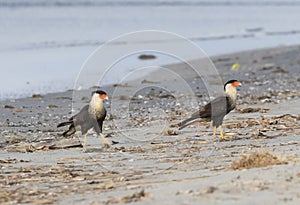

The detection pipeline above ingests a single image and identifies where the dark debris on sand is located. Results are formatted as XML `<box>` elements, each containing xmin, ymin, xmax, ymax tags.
<box><xmin>0</xmin><ymin>46</ymin><xmax>300</xmax><ymax>204</ymax></box>
<box><xmin>231</xmin><ymin>151</ymin><xmax>289</xmax><ymax>170</ymax></box>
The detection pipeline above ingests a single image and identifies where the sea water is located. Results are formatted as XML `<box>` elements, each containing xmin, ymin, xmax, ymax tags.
<box><xmin>1</xmin><ymin>0</ymin><xmax>300</xmax><ymax>99</ymax></box>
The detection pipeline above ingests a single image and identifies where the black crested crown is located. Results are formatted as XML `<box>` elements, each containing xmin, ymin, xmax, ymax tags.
<box><xmin>92</xmin><ymin>90</ymin><xmax>107</xmax><ymax>96</ymax></box>
<box><xmin>224</xmin><ymin>80</ymin><xmax>238</xmax><ymax>90</ymax></box>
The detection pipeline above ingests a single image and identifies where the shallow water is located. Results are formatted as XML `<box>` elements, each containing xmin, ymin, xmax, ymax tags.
<box><xmin>1</xmin><ymin>0</ymin><xmax>300</xmax><ymax>99</ymax></box>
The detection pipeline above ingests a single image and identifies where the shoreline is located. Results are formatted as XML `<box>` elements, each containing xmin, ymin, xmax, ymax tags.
<box><xmin>1</xmin><ymin>45</ymin><xmax>300</xmax><ymax>204</ymax></box>
<box><xmin>1</xmin><ymin>44</ymin><xmax>300</xmax><ymax>102</ymax></box>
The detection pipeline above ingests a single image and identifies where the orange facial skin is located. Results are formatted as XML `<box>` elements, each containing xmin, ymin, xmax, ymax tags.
<box><xmin>232</xmin><ymin>81</ymin><xmax>240</xmax><ymax>87</ymax></box>
<box><xmin>99</xmin><ymin>94</ymin><xmax>107</xmax><ymax>99</ymax></box>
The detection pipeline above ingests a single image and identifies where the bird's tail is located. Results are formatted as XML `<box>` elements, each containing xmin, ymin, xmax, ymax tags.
<box><xmin>57</xmin><ymin>121</ymin><xmax>72</xmax><ymax>128</ymax></box>
<box><xmin>57</xmin><ymin>120</ymin><xmax>76</xmax><ymax>137</ymax></box>
<box><xmin>61</xmin><ymin>125</ymin><xmax>76</xmax><ymax>137</ymax></box>
<box><xmin>179</xmin><ymin>116</ymin><xmax>199</xmax><ymax>130</ymax></box>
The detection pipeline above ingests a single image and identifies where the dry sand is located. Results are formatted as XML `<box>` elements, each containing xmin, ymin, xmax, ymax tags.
<box><xmin>1</xmin><ymin>45</ymin><xmax>300</xmax><ymax>204</ymax></box>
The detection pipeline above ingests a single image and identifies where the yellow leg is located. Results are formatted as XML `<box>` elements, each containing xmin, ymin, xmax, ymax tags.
<box><xmin>100</xmin><ymin>133</ymin><xmax>111</xmax><ymax>147</ymax></box>
<box><xmin>83</xmin><ymin>134</ymin><xmax>87</xmax><ymax>147</ymax></box>
<box><xmin>213</xmin><ymin>126</ymin><xmax>217</xmax><ymax>138</ymax></box>
<box><xmin>219</xmin><ymin>125</ymin><xmax>229</xmax><ymax>140</ymax></box>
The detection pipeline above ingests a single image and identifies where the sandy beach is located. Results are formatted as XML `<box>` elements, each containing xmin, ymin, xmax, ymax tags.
<box><xmin>1</xmin><ymin>45</ymin><xmax>300</xmax><ymax>204</ymax></box>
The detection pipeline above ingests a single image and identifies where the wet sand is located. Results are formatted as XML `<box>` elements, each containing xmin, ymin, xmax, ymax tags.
<box><xmin>1</xmin><ymin>45</ymin><xmax>300</xmax><ymax>204</ymax></box>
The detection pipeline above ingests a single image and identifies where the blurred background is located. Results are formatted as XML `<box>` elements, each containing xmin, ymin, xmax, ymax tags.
<box><xmin>1</xmin><ymin>0</ymin><xmax>300</xmax><ymax>99</ymax></box>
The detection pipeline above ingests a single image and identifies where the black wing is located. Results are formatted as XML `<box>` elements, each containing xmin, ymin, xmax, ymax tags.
<box><xmin>179</xmin><ymin>96</ymin><xmax>233</xmax><ymax>129</ymax></box>
<box><xmin>57</xmin><ymin>105</ymin><xmax>89</xmax><ymax>127</ymax></box>
<box><xmin>95</xmin><ymin>108</ymin><xmax>107</xmax><ymax>134</ymax></box>
<box><xmin>199</xmin><ymin>96</ymin><xmax>230</xmax><ymax>118</ymax></box>
<box><xmin>72</xmin><ymin>105</ymin><xmax>90</xmax><ymax>125</ymax></box>
<box><xmin>57</xmin><ymin>104</ymin><xmax>90</xmax><ymax>136</ymax></box>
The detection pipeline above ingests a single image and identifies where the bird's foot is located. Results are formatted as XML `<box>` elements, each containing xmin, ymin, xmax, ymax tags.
<box><xmin>83</xmin><ymin>134</ymin><xmax>88</xmax><ymax>147</ymax></box>
<box><xmin>97</xmin><ymin>142</ymin><xmax>112</xmax><ymax>152</ymax></box>
<box><xmin>102</xmin><ymin>142</ymin><xmax>111</xmax><ymax>149</ymax></box>
<box><xmin>99</xmin><ymin>133</ymin><xmax>112</xmax><ymax>148</ymax></box>
<box><xmin>220</xmin><ymin>135</ymin><xmax>229</xmax><ymax>140</ymax></box>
